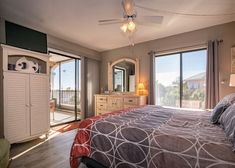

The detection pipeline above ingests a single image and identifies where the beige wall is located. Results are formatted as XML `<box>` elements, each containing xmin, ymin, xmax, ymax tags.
<box><xmin>47</xmin><ymin>35</ymin><xmax>101</xmax><ymax>60</ymax></box>
<box><xmin>100</xmin><ymin>21</ymin><xmax>235</xmax><ymax>100</ymax></box>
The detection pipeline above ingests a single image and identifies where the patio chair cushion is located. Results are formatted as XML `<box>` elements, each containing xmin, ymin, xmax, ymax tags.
<box><xmin>0</xmin><ymin>139</ymin><xmax>10</xmax><ymax>168</ymax></box>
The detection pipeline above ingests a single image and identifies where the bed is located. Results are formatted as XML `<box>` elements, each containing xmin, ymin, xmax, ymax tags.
<box><xmin>70</xmin><ymin>105</ymin><xmax>235</xmax><ymax>168</ymax></box>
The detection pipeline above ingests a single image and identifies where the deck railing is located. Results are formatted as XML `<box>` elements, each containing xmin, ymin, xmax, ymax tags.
<box><xmin>51</xmin><ymin>90</ymin><xmax>81</xmax><ymax>110</ymax></box>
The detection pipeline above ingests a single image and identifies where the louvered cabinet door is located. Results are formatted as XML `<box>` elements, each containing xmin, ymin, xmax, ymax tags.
<box><xmin>30</xmin><ymin>74</ymin><xmax>49</xmax><ymax>136</ymax></box>
<box><xmin>4</xmin><ymin>72</ymin><xmax>30</xmax><ymax>143</ymax></box>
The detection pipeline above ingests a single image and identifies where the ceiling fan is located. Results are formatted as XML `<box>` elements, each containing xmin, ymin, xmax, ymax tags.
<box><xmin>98</xmin><ymin>0</ymin><xmax>164</xmax><ymax>35</ymax></box>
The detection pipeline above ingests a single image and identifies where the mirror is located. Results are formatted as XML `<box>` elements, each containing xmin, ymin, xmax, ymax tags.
<box><xmin>108</xmin><ymin>58</ymin><xmax>139</xmax><ymax>93</ymax></box>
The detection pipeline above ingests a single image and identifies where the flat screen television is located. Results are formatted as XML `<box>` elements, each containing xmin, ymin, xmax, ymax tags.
<box><xmin>5</xmin><ymin>21</ymin><xmax>47</xmax><ymax>53</ymax></box>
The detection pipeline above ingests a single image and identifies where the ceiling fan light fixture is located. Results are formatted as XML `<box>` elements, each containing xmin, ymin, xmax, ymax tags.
<box><xmin>120</xmin><ymin>23</ymin><xmax>128</xmax><ymax>32</ymax></box>
<box><xmin>127</xmin><ymin>20</ymin><xmax>136</xmax><ymax>31</ymax></box>
<box><xmin>120</xmin><ymin>20</ymin><xmax>136</xmax><ymax>33</ymax></box>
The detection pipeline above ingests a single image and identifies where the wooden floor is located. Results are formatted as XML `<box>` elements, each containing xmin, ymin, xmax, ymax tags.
<box><xmin>9</xmin><ymin>130</ymin><xmax>77</xmax><ymax>168</ymax></box>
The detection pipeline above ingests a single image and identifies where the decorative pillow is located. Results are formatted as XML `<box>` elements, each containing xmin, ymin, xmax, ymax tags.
<box><xmin>219</xmin><ymin>93</ymin><xmax>235</xmax><ymax>105</ymax></box>
<box><xmin>211</xmin><ymin>93</ymin><xmax>235</xmax><ymax>124</ymax></box>
<box><xmin>211</xmin><ymin>103</ymin><xmax>230</xmax><ymax>124</ymax></box>
<box><xmin>219</xmin><ymin>103</ymin><xmax>235</xmax><ymax>151</ymax></box>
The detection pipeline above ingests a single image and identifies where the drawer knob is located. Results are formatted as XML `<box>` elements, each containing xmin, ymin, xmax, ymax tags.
<box><xmin>128</xmin><ymin>100</ymin><xmax>133</xmax><ymax>102</ymax></box>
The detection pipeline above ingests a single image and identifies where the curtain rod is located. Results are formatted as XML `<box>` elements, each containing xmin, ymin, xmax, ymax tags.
<box><xmin>150</xmin><ymin>43</ymin><xmax>206</xmax><ymax>56</ymax></box>
<box><xmin>148</xmin><ymin>39</ymin><xmax>223</xmax><ymax>56</ymax></box>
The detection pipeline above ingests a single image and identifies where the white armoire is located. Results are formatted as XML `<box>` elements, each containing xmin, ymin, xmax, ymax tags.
<box><xmin>0</xmin><ymin>44</ymin><xmax>50</xmax><ymax>144</ymax></box>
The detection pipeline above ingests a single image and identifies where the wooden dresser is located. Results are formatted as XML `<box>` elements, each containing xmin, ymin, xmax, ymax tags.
<box><xmin>95</xmin><ymin>94</ymin><xmax>147</xmax><ymax>116</ymax></box>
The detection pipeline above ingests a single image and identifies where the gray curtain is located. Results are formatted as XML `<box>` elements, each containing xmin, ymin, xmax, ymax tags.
<box><xmin>86</xmin><ymin>58</ymin><xmax>100</xmax><ymax>118</ymax></box>
<box><xmin>80</xmin><ymin>56</ymin><xmax>100</xmax><ymax>119</ymax></box>
<box><xmin>149</xmin><ymin>51</ymin><xmax>156</xmax><ymax>105</ymax></box>
<box><xmin>80</xmin><ymin>56</ymin><xmax>87</xmax><ymax>120</ymax></box>
<box><xmin>206</xmin><ymin>40</ymin><xmax>220</xmax><ymax>109</ymax></box>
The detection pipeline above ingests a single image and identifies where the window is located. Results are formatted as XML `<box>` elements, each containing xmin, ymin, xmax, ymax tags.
<box><xmin>155</xmin><ymin>49</ymin><xmax>207</xmax><ymax>109</ymax></box>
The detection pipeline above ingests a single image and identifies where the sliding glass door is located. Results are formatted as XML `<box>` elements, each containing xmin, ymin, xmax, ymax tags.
<box><xmin>182</xmin><ymin>50</ymin><xmax>207</xmax><ymax>109</ymax></box>
<box><xmin>155</xmin><ymin>54</ymin><xmax>180</xmax><ymax>107</ymax></box>
<box><xmin>49</xmin><ymin>52</ymin><xmax>81</xmax><ymax>126</ymax></box>
<box><xmin>60</xmin><ymin>59</ymin><xmax>76</xmax><ymax>118</ymax></box>
<box><xmin>155</xmin><ymin>49</ymin><xmax>207</xmax><ymax>109</ymax></box>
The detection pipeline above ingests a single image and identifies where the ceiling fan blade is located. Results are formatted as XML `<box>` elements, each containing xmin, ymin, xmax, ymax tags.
<box><xmin>98</xmin><ymin>18</ymin><xmax>124</xmax><ymax>25</ymax></box>
<box><xmin>137</xmin><ymin>16</ymin><xmax>163</xmax><ymax>24</ymax></box>
<box><xmin>135</xmin><ymin>21</ymin><xmax>160</xmax><ymax>27</ymax></box>
<box><xmin>122</xmin><ymin>0</ymin><xmax>135</xmax><ymax>16</ymax></box>
<box><xmin>99</xmin><ymin>18</ymin><xmax>124</xmax><ymax>23</ymax></box>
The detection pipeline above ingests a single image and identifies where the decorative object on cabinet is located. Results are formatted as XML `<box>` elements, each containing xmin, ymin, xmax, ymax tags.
<box><xmin>15</xmin><ymin>57</ymin><xmax>39</xmax><ymax>73</ymax></box>
<box><xmin>108</xmin><ymin>58</ymin><xmax>139</xmax><ymax>93</ymax></box>
<box><xmin>95</xmin><ymin>94</ymin><xmax>147</xmax><ymax>116</ymax></box>
<box><xmin>8</xmin><ymin>55</ymin><xmax>46</xmax><ymax>74</ymax></box>
<box><xmin>0</xmin><ymin>44</ymin><xmax>50</xmax><ymax>144</ymax></box>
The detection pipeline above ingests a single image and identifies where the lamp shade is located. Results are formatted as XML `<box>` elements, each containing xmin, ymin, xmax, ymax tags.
<box><xmin>137</xmin><ymin>83</ymin><xmax>147</xmax><ymax>95</ymax></box>
<box><xmin>137</xmin><ymin>83</ymin><xmax>145</xmax><ymax>90</ymax></box>
<box><xmin>229</xmin><ymin>74</ymin><xmax>235</xmax><ymax>87</ymax></box>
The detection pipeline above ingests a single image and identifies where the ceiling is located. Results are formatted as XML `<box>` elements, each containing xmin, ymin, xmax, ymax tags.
<box><xmin>1</xmin><ymin>0</ymin><xmax>235</xmax><ymax>52</ymax></box>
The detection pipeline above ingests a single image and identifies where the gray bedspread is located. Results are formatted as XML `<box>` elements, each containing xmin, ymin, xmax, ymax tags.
<box><xmin>70</xmin><ymin>105</ymin><xmax>235</xmax><ymax>168</ymax></box>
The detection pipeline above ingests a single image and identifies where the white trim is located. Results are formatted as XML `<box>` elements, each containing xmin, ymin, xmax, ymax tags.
<box><xmin>1</xmin><ymin>44</ymin><xmax>50</xmax><ymax>75</ymax></box>
<box><xmin>110</xmin><ymin>58</ymin><xmax>136</xmax><ymax>67</ymax></box>
<box><xmin>48</xmin><ymin>48</ymin><xmax>81</xmax><ymax>59</ymax></box>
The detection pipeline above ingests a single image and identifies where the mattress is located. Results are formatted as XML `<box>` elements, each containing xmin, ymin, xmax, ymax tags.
<box><xmin>70</xmin><ymin>105</ymin><xmax>235</xmax><ymax>168</ymax></box>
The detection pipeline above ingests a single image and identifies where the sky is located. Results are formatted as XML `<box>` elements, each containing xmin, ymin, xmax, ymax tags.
<box><xmin>51</xmin><ymin>60</ymin><xmax>81</xmax><ymax>90</ymax></box>
<box><xmin>155</xmin><ymin>49</ymin><xmax>207</xmax><ymax>86</ymax></box>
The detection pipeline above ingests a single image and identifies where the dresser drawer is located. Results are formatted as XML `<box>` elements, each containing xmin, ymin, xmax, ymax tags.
<box><xmin>95</xmin><ymin>94</ymin><xmax>147</xmax><ymax>116</ymax></box>
<box><xmin>96</xmin><ymin>102</ymin><xmax>107</xmax><ymax>110</ymax></box>
<box><xmin>96</xmin><ymin>96</ymin><xmax>107</xmax><ymax>103</ymax></box>
<box><xmin>124</xmin><ymin>105</ymin><xmax>138</xmax><ymax>109</ymax></box>
<box><xmin>124</xmin><ymin>97</ymin><xmax>138</xmax><ymax>105</ymax></box>
<box><xmin>96</xmin><ymin>109</ymin><xmax>108</xmax><ymax>116</ymax></box>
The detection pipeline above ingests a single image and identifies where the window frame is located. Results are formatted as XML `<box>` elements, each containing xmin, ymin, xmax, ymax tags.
<box><xmin>155</xmin><ymin>48</ymin><xmax>207</xmax><ymax>108</ymax></box>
